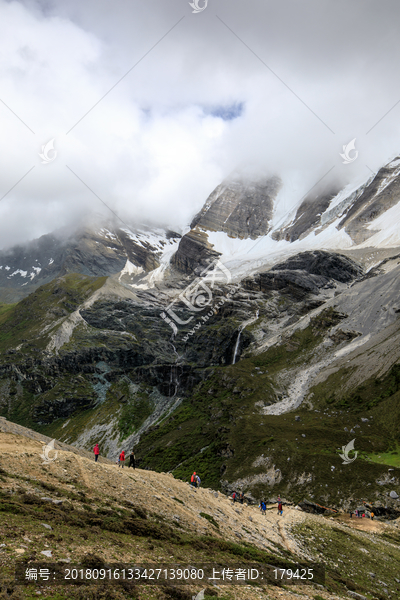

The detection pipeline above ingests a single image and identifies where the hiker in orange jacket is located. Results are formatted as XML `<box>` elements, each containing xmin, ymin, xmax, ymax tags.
<box><xmin>119</xmin><ymin>450</ymin><xmax>125</xmax><ymax>468</ymax></box>
<box><xmin>190</xmin><ymin>471</ymin><xmax>197</xmax><ymax>487</ymax></box>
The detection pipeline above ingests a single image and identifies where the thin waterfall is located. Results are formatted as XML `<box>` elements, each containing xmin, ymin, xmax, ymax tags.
<box><xmin>232</xmin><ymin>326</ymin><xmax>244</xmax><ymax>365</ymax></box>
<box><xmin>232</xmin><ymin>309</ymin><xmax>260</xmax><ymax>365</ymax></box>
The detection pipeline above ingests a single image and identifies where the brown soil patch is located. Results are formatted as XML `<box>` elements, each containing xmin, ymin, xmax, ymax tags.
<box><xmin>337</xmin><ymin>513</ymin><xmax>386</xmax><ymax>533</ymax></box>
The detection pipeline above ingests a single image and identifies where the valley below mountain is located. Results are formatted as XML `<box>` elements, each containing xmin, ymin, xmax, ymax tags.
<box><xmin>0</xmin><ymin>160</ymin><xmax>400</xmax><ymax>518</ymax></box>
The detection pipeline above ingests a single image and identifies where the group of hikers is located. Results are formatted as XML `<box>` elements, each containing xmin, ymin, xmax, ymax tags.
<box><xmin>258</xmin><ymin>495</ymin><xmax>283</xmax><ymax>516</ymax></box>
<box><xmin>118</xmin><ymin>449</ymin><xmax>136</xmax><ymax>468</ymax></box>
<box><xmin>93</xmin><ymin>444</ymin><xmax>136</xmax><ymax>469</ymax></box>
<box><xmin>190</xmin><ymin>471</ymin><xmax>201</xmax><ymax>488</ymax></box>
<box><xmin>94</xmin><ymin>451</ymin><xmax>285</xmax><ymax>515</ymax></box>
<box><xmin>231</xmin><ymin>491</ymin><xmax>245</xmax><ymax>504</ymax></box>
<box><xmin>350</xmin><ymin>509</ymin><xmax>374</xmax><ymax>520</ymax></box>
<box><xmin>88</xmin><ymin>451</ymin><xmax>380</xmax><ymax>524</ymax></box>
<box><xmin>230</xmin><ymin>491</ymin><xmax>284</xmax><ymax>515</ymax></box>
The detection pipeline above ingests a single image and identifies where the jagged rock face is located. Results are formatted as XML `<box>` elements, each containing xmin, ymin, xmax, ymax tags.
<box><xmin>172</xmin><ymin>177</ymin><xmax>281</xmax><ymax>275</ymax></box>
<box><xmin>243</xmin><ymin>251</ymin><xmax>363</xmax><ymax>299</ymax></box>
<box><xmin>170</xmin><ymin>228</ymin><xmax>221</xmax><ymax>275</ymax></box>
<box><xmin>269</xmin><ymin>157</ymin><xmax>400</xmax><ymax>248</ymax></box>
<box><xmin>338</xmin><ymin>158</ymin><xmax>400</xmax><ymax>243</ymax></box>
<box><xmin>191</xmin><ymin>177</ymin><xmax>281</xmax><ymax>239</ymax></box>
<box><xmin>0</xmin><ymin>223</ymin><xmax>180</xmax><ymax>303</ymax></box>
<box><xmin>272</xmin><ymin>185</ymin><xmax>340</xmax><ymax>242</ymax></box>
<box><xmin>273</xmin><ymin>251</ymin><xmax>363</xmax><ymax>282</ymax></box>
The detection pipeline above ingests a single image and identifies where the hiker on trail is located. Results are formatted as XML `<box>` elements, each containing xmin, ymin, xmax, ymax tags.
<box><xmin>129</xmin><ymin>451</ymin><xmax>136</xmax><ymax>469</ymax></box>
<box><xmin>196</xmin><ymin>474</ymin><xmax>201</xmax><ymax>488</ymax></box>
<box><xmin>190</xmin><ymin>472</ymin><xmax>197</xmax><ymax>487</ymax></box>
<box><xmin>259</xmin><ymin>501</ymin><xmax>266</xmax><ymax>515</ymax></box>
<box><xmin>278</xmin><ymin>500</ymin><xmax>283</xmax><ymax>516</ymax></box>
<box><xmin>232</xmin><ymin>491</ymin><xmax>237</xmax><ymax>503</ymax></box>
<box><xmin>93</xmin><ymin>443</ymin><xmax>100</xmax><ymax>463</ymax></box>
<box><xmin>119</xmin><ymin>450</ymin><xmax>125</xmax><ymax>468</ymax></box>
<box><xmin>239</xmin><ymin>492</ymin><xmax>244</xmax><ymax>504</ymax></box>
<box><xmin>349</xmin><ymin>510</ymin><xmax>353</xmax><ymax>518</ymax></box>
<box><xmin>371</xmin><ymin>511</ymin><xmax>374</xmax><ymax>520</ymax></box>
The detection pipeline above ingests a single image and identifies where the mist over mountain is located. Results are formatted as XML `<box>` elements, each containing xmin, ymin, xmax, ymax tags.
<box><xmin>2</xmin><ymin>0</ymin><xmax>400</xmax><ymax>248</ymax></box>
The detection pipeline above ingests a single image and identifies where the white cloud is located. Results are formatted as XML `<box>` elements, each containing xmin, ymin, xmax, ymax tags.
<box><xmin>0</xmin><ymin>0</ymin><xmax>400</xmax><ymax>248</ymax></box>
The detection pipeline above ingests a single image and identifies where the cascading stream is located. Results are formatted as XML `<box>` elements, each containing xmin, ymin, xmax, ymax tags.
<box><xmin>232</xmin><ymin>309</ymin><xmax>260</xmax><ymax>365</ymax></box>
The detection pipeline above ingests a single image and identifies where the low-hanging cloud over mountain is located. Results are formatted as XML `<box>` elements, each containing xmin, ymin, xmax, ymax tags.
<box><xmin>1</xmin><ymin>0</ymin><xmax>400</xmax><ymax>248</ymax></box>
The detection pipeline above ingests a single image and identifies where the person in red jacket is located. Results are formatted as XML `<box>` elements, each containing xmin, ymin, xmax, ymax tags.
<box><xmin>119</xmin><ymin>450</ymin><xmax>125</xmax><ymax>468</ymax></box>
<box><xmin>190</xmin><ymin>471</ymin><xmax>197</xmax><ymax>487</ymax></box>
<box><xmin>93</xmin><ymin>443</ymin><xmax>100</xmax><ymax>463</ymax></box>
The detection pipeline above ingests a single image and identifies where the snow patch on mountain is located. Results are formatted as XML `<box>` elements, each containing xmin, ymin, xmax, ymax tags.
<box><xmin>29</xmin><ymin>267</ymin><xmax>42</xmax><ymax>280</ymax></box>
<box><xmin>359</xmin><ymin>200</ymin><xmax>400</xmax><ymax>248</ymax></box>
<box><xmin>207</xmin><ymin>220</ymin><xmax>353</xmax><ymax>279</ymax></box>
<box><xmin>118</xmin><ymin>260</ymin><xmax>144</xmax><ymax>280</ymax></box>
<box><xmin>120</xmin><ymin>227</ymin><xmax>176</xmax><ymax>252</ymax></box>
<box><xmin>99</xmin><ymin>228</ymin><xmax>117</xmax><ymax>240</ymax></box>
<box><xmin>124</xmin><ymin>239</ymin><xmax>181</xmax><ymax>290</ymax></box>
<box><xmin>9</xmin><ymin>269</ymin><xmax>28</xmax><ymax>278</ymax></box>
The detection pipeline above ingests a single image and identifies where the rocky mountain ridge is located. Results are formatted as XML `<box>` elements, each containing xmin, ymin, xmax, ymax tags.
<box><xmin>173</xmin><ymin>156</ymin><xmax>400</xmax><ymax>279</ymax></box>
<box><xmin>0</xmin><ymin>221</ymin><xmax>181</xmax><ymax>303</ymax></box>
<box><xmin>2</xmin><ymin>155</ymin><xmax>400</xmax><ymax>303</ymax></box>
<box><xmin>190</xmin><ymin>176</ymin><xmax>281</xmax><ymax>239</ymax></box>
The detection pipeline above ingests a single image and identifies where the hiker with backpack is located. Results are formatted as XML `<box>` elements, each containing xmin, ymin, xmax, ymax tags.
<box><xmin>196</xmin><ymin>474</ymin><xmax>201</xmax><ymax>488</ymax></box>
<box><xmin>129</xmin><ymin>450</ymin><xmax>136</xmax><ymax>469</ymax></box>
<box><xmin>119</xmin><ymin>450</ymin><xmax>125</xmax><ymax>468</ymax></box>
<box><xmin>93</xmin><ymin>443</ymin><xmax>100</xmax><ymax>463</ymax></box>
<box><xmin>232</xmin><ymin>491</ymin><xmax>237</xmax><ymax>503</ymax></box>
<box><xmin>259</xmin><ymin>501</ymin><xmax>266</xmax><ymax>515</ymax></box>
<box><xmin>190</xmin><ymin>472</ymin><xmax>197</xmax><ymax>487</ymax></box>
<box><xmin>278</xmin><ymin>500</ymin><xmax>283</xmax><ymax>516</ymax></box>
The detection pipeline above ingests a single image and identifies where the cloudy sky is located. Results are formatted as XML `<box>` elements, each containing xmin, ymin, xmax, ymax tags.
<box><xmin>1</xmin><ymin>0</ymin><xmax>400</xmax><ymax>248</ymax></box>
